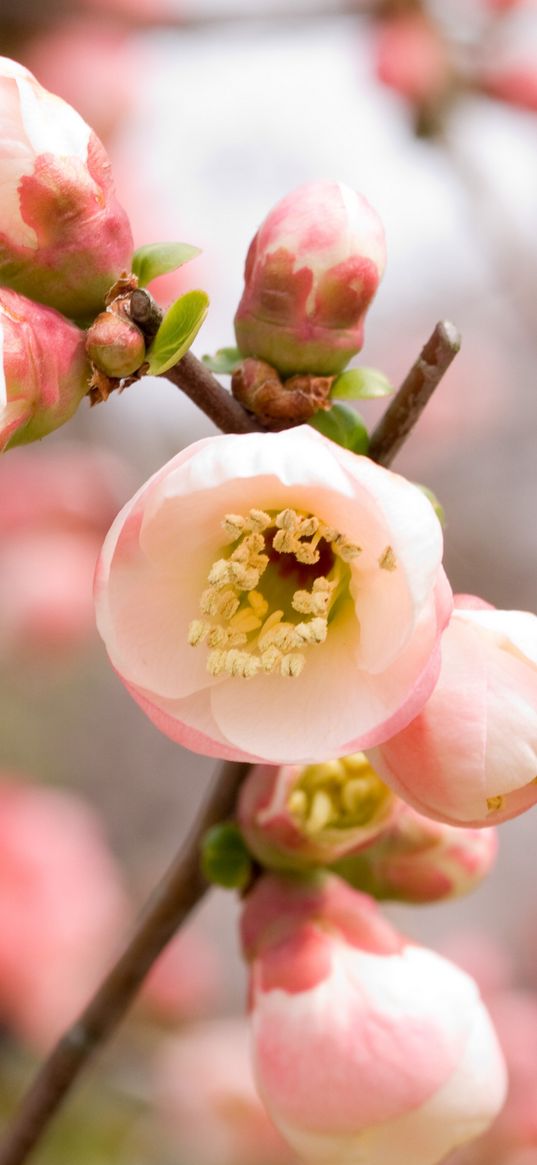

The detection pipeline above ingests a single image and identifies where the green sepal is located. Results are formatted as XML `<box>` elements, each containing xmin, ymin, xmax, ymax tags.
<box><xmin>202</xmin><ymin>346</ymin><xmax>242</xmax><ymax>374</ymax></box>
<box><xmin>201</xmin><ymin>822</ymin><xmax>252</xmax><ymax>890</ymax></box>
<box><xmin>146</xmin><ymin>290</ymin><xmax>209</xmax><ymax>375</ymax></box>
<box><xmin>131</xmin><ymin>241</ymin><xmax>201</xmax><ymax>287</ymax></box>
<box><xmin>331</xmin><ymin>367</ymin><xmax>394</xmax><ymax>400</ymax></box>
<box><xmin>416</xmin><ymin>483</ymin><xmax>446</xmax><ymax>526</ymax></box>
<box><xmin>308</xmin><ymin>403</ymin><xmax>369</xmax><ymax>454</ymax></box>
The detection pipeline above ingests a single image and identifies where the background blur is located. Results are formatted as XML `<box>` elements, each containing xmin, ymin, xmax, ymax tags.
<box><xmin>1</xmin><ymin>2</ymin><xmax>537</xmax><ymax>1162</ymax></box>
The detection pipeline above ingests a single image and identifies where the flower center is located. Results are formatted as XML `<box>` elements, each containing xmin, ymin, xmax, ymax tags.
<box><xmin>188</xmin><ymin>506</ymin><xmax>361</xmax><ymax>679</ymax></box>
<box><xmin>287</xmin><ymin>753</ymin><xmax>393</xmax><ymax>835</ymax></box>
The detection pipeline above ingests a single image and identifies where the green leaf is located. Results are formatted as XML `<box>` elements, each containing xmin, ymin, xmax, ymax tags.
<box><xmin>146</xmin><ymin>290</ymin><xmax>209</xmax><ymax>375</ymax></box>
<box><xmin>309</xmin><ymin>403</ymin><xmax>369</xmax><ymax>454</ymax></box>
<box><xmin>331</xmin><ymin>367</ymin><xmax>394</xmax><ymax>400</ymax></box>
<box><xmin>131</xmin><ymin>241</ymin><xmax>201</xmax><ymax>286</ymax></box>
<box><xmin>202</xmin><ymin>346</ymin><xmax>242</xmax><ymax>374</ymax></box>
<box><xmin>201</xmin><ymin>823</ymin><xmax>252</xmax><ymax>890</ymax></box>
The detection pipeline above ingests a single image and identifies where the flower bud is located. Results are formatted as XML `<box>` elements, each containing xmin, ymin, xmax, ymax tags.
<box><xmin>1</xmin><ymin>289</ymin><xmax>90</xmax><ymax>451</ymax></box>
<box><xmin>86</xmin><ymin>311</ymin><xmax>146</xmax><ymax>378</ymax></box>
<box><xmin>234</xmin><ymin>181</ymin><xmax>386</xmax><ymax>376</ymax></box>
<box><xmin>0</xmin><ymin>57</ymin><xmax>133</xmax><ymax>320</ymax></box>
<box><xmin>241</xmin><ymin>873</ymin><xmax>507</xmax><ymax>1165</ymax></box>
<box><xmin>375</xmin><ymin>14</ymin><xmax>452</xmax><ymax>106</ymax></box>
<box><xmin>333</xmin><ymin>802</ymin><xmax>498</xmax><ymax>903</ymax></box>
<box><xmin>238</xmin><ymin>755</ymin><xmax>396</xmax><ymax>870</ymax></box>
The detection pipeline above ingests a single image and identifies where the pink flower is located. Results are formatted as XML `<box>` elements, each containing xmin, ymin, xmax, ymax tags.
<box><xmin>0</xmin><ymin>777</ymin><xmax>129</xmax><ymax>1049</ymax></box>
<box><xmin>238</xmin><ymin>755</ymin><xmax>397</xmax><ymax>870</ymax></box>
<box><xmin>155</xmin><ymin>1018</ymin><xmax>296</xmax><ymax>1165</ymax></box>
<box><xmin>0</xmin><ymin>288</ymin><xmax>90</xmax><ymax>451</ymax></box>
<box><xmin>234</xmin><ymin>181</ymin><xmax>386</xmax><ymax>376</ymax></box>
<box><xmin>141</xmin><ymin>926</ymin><xmax>220</xmax><ymax>1023</ymax></box>
<box><xmin>367</xmin><ymin>595</ymin><xmax>537</xmax><ymax>826</ymax></box>
<box><xmin>0</xmin><ymin>442</ymin><xmax>131</xmax><ymax>653</ymax></box>
<box><xmin>334</xmin><ymin>801</ymin><xmax>498</xmax><ymax>904</ymax></box>
<box><xmin>241</xmin><ymin>873</ymin><xmax>506</xmax><ymax>1165</ymax></box>
<box><xmin>375</xmin><ymin>14</ymin><xmax>452</xmax><ymax>106</ymax></box>
<box><xmin>0</xmin><ymin>56</ymin><xmax>133</xmax><ymax>319</ymax></box>
<box><xmin>95</xmin><ymin>426</ymin><xmax>451</xmax><ymax>764</ymax></box>
<box><xmin>477</xmin><ymin>10</ymin><xmax>537</xmax><ymax>111</ymax></box>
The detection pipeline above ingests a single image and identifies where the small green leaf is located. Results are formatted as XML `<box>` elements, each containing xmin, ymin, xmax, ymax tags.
<box><xmin>146</xmin><ymin>290</ymin><xmax>209</xmax><ymax>375</ymax></box>
<box><xmin>131</xmin><ymin>241</ymin><xmax>201</xmax><ymax>287</ymax></box>
<box><xmin>331</xmin><ymin>367</ymin><xmax>394</xmax><ymax>400</ymax></box>
<box><xmin>416</xmin><ymin>483</ymin><xmax>446</xmax><ymax>526</ymax></box>
<box><xmin>309</xmin><ymin>403</ymin><xmax>369</xmax><ymax>454</ymax></box>
<box><xmin>202</xmin><ymin>346</ymin><xmax>242</xmax><ymax>374</ymax></box>
<box><xmin>201</xmin><ymin>823</ymin><xmax>252</xmax><ymax>890</ymax></box>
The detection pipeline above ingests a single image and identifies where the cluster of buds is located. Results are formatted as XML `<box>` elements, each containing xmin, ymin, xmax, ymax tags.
<box><xmin>0</xmin><ymin>56</ymin><xmax>134</xmax><ymax>450</ymax></box>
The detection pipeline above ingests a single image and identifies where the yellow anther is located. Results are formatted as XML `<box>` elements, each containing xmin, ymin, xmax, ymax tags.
<box><xmin>221</xmin><ymin>514</ymin><xmax>247</xmax><ymax>541</ymax></box>
<box><xmin>229</xmin><ymin>608</ymin><xmax>263</xmax><ymax>634</ymax></box>
<box><xmin>487</xmin><ymin>795</ymin><xmax>504</xmax><ymax>813</ymax></box>
<box><xmin>230</xmin><ymin>562</ymin><xmax>262</xmax><ymax>591</ymax></box>
<box><xmin>276</xmin><ymin>508</ymin><xmax>299</xmax><ymax>530</ymax></box>
<box><xmin>341</xmin><ymin>777</ymin><xmax>374</xmax><ymax>816</ymax></box>
<box><xmin>334</xmin><ymin>536</ymin><xmax>362</xmax><ymax>562</ymax></box>
<box><xmin>207</xmin><ymin>626</ymin><xmax>228</xmax><ymax>648</ymax></box>
<box><xmin>260</xmin><ymin>644</ymin><xmax>283</xmax><ymax>673</ymax></box>
<box><xmin>208</xmin><ymin>560</ymin><xmax>232</xmax><ymax>587</ymax></box>
<box><xmin>297</xmin><ymin>516</ymin><xmax>320</xmax><ymax>537</ymax></box>
<box><xmin>294</xmin><ymin>618</ymin><xmax>328</xmax><ymax>646</ymax></box>
<box><xmin>294</xmin><ymin>543</ymin><xmax>320</xmax><ymax>565</ymax></box>
<box><xmin>288</xmin><ymin>789</ymin><xmax>308</xmax><ymax>819</ymax></box>
<box><xmin>379</xmin><ymin>545</ymin><xmax>397</xmax><ymax>571</ymax></box>
<box><xmin>258</xmin><ymin>609</ymin><xmax>284</xmax><ymax>647</ymax></box>
<box><xmin>247</xmin><ymin>509</ymin><xmax>272</xmax><ymax>532</ymax></box>
<box><xmin>188</xmin><ymin>620</ymin><xmax>210</xmax><ymax>646</ymax></box>
<box><xmin>306</xmin><ymin>789</ymin><xmax>335</xmax><ymax>834</ymax></box>
<box><xmin>272</xmin><ymin>528</ymin><xmax>297</xmax><ymax>554</ymax></box>
<box><xmin>280</xmin><ymin>653</ymin><xmax>305</xmax><ymax>678</ymax></box>
<box><xmin>207</xmin><ymin>649</ymin><xmax>227</xmax><ymax>676</ymax></box>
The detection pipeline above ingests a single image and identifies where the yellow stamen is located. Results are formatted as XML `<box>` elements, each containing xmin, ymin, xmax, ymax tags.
<box><xmin>288</xmin><ymin>753</ymin><xmax>393</xmax><ymax>835</ymax></box>
<box><xmin>379</xmin><ymin>545</ymin><xmax>397</xmax><ymax>571</ymax></box>
<box><xmin>487</xmin><ymin>795</ymin><xmax>504</xmax><ymax>814</ymax></box>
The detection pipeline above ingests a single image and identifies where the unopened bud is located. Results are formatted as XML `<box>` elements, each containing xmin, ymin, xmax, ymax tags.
<box><xmin>86</xmin><ymin>312</ymin><xmax>146</xmax><ymax>379</ymax></box>
<box><xmin>1</xmin><ymin>289</ymin><xmax>90</xmax><ymax>452</ymax></box>
<box><xmin>234</xmin><ymin>181</ymin><xmax>386</xmax><ymax>376</ymax></box>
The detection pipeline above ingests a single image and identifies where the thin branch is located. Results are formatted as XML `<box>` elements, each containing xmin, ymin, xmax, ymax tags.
<box><xmin>164</xmin><ymin>352</ymin><xmax>260</xmax><ymax>434</ymax></box>
<box><xmin>0</xmin><ymin>760</ymin><xmax>250</xmax><ymax>1165</ymax></box>
<box><xmin>368</xmin><ymin>320</ymin><xmax>461</xmax><ymax>466</ymax></box>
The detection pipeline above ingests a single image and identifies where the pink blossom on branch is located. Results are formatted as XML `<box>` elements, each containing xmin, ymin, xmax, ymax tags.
<box><xmin>368</xmin><ymin>596</ymin><xmax>537</xmax><ymax>827</ymax></box>
<box><xmin>241</xmin><ymin>873</ymin><xmax>506</xmax><ymax>1165</ymax></box>
<box><xmin>0</xmin><ymin>56</ymin><xmax>133</xmax><ymax>320</ymax></box>
<box><xmin>95</xmin><ymin>426</ymin><xmax>451</xmax><ymax>765</ymax></box>
<box><xmin>0</xmin><ymin>288</ymin><xmax>90</xmax><ymax>451</ymax></box>
<box><xmin>234</xmin><ymin>180</ymin><xmax>386</xmax><ymax>376</ymax></box>
<box><xmin>238</xmin><ymin>754</ymin><xmax>397</xmax><ymax>870</ymax></box>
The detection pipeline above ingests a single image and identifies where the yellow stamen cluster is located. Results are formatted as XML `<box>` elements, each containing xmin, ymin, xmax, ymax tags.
<box><xmin>188</xmin><ymin>506</ymin><xmax>361</xmax><ymax>679</ymax></box>
<box><xmin>288</xmin><ymin>753</ymin><xmax>392</xmax><ymax>835</ymax></box>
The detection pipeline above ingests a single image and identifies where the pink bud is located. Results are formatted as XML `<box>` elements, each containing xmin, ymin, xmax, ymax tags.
<box><xmin>86</xmin><ymin>311</ymin><xmax>146</xmax><ymax>378</ymax></box>
<box><xmin>0</xmin><ymin>288</ymin><xmax>90</xmax><ymax>451</ymax></box>
<box><xmin>368</xmin><ymin>595</ymin><xmax>537</xmax><ymax>827</ymax></box>
<box><xmin>0</xmin><ymin>57</ymin><xmax>133</xmax><ymax>319</ymax></box>
<box><xmin>238</xmin><ymin>755</ymin><xmax>396</xmax><ymax>870</ymax></box>
<box><xmin>234</xmin><ymin>181</ymin><xmax>386</xmax><ymax>376</ymax></box>
<box><xmin>375</xmin><ymin>14</ymin><xmax>452</xmax><ymax>106</ymax></box>
<box><xmin>334</xmin><ymin>802</ymin><xmax>498</xmax><ymax>903</ymax></box>
<box><xmin>241</xmin><ymin>873</ymin><xmax>506</xmax><ymax>1165</ymax></box>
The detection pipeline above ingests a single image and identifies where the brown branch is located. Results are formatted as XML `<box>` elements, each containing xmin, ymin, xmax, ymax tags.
<box><xmin>164</xmin><ymin>352</ymin><xmax>260</xmax><ymax>434</ymax></box>
<box><xmin>0</xmin><ymin>760</ymin><xmax>250</xmax><ymax>1165</ymax></box>
<box><xmin>368</xmin><ymin>320</ymin><xmax>461</xmax><ymax>466</ymax></box>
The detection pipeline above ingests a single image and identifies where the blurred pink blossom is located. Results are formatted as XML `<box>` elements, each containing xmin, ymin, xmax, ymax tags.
<box><xmin>0</xmin><ymin>442</ymin><xmax>131</xmax><ymax>655</ymax></box>
<box><xmin>375</xmin><ymin>14</ymin><xmax>451</xmax><ymax>106</ymax></box>
<box><xmin>0</xmin><ymin>777</ymin><xmax>129</xmax><ymax>1049</ymax></box>
<box><xmin>155</xmin><ymin>1017</ymin><xmax>296</xmax><ymax>1165</ymax></box>
<box><xmin>141</xmin><ymin>926</ymin><xmax>220</xmax><ymax>1023</ymax></box>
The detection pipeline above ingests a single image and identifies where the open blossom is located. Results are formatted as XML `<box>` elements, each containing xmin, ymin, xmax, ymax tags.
<box><xmin>155</xmin><ymin>1019</ymin><xmax>296</xmax><ymax>1165</ymax></box>
<box><xmin>95</xmin><ymin>426</ymin><xmax>450</xmax><ymax>765</ymax></box>
<box><xmin>234</xmin><ymin>181</ymin><xmax>386</xmax><ymax>376</ymax></box>
<box><xmin>0</xmin><ymin>288</ymin><xmax>90</xmax><ymax>451</ymax></box>
<box><xmin>368</xmin><ymin>596</ymin><xmax>537</xmax><ymax>827</ymax></box>
<box><xmin>0</xmin><ymin>777</ymin><xmax>128</xmax><ymax>1049</ymax></box>
<box><xmin>238</xmin><ymin>754</ymin><xmax>397</xmax><ymax>869</ymax></box>
<box><xmin>0</xmin><ymin>442</ymin><xmax>130</xmax><ymax>653</ymax></box>
<box><xmin>241</xmin><ymin>873</ymin><xmax>506</xmax><ymax>1165</ymax></box>
<box><xmin>0</xmin><ymin>56</ymin><xmax>133</xmax><ymax>319</ymax></box>
<box><xmin>334</xmin><ymin>801</ymin><xmax>498</xmax><ymax>904</ymax></box>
